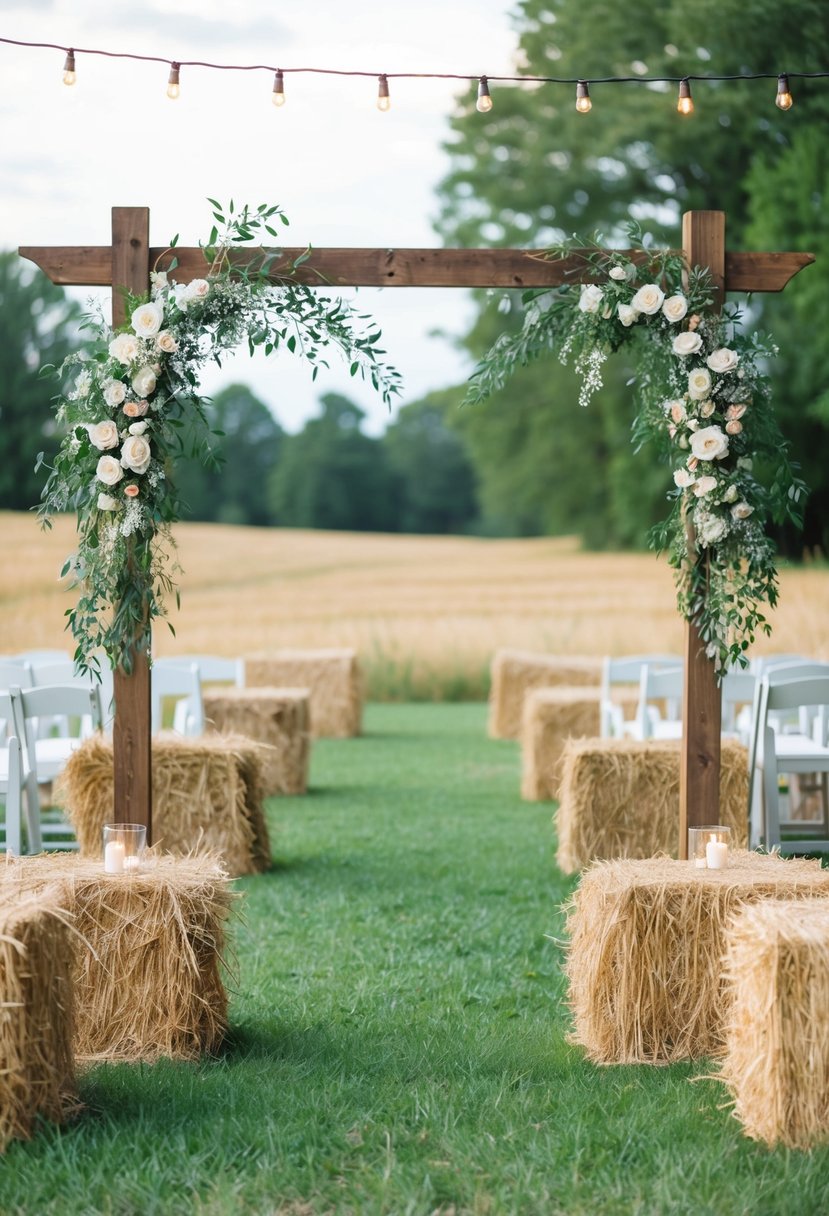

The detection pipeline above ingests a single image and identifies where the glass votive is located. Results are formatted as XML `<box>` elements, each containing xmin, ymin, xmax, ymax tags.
<box><xmin>102</xmin><ymin>823</ymin><xmax>147</xmax><ymax>874</ymax></box>
<box><xmin>688</xmin><ymin>825</ymin><xmax>731</xmax><ymax>870</ymax></box>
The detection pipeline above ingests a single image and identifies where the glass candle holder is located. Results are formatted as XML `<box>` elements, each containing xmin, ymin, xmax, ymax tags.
<box><xmin>103</xmin><ymin>823</ymin><xmax>147</xmax><ymax>874</ymax></box>
<box><xmin>688</xmin><ymin>825</ymin><xmax>731</xmax><ymax>870</ymax></box>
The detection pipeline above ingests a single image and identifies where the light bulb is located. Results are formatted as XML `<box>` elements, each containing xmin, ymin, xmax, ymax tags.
<box><xmin>476</xmin><ymin>76</ymin><xmax>493</xmax><ymax>113</ymax></box>
<box><xmin>167</xmin><ymin>63</ymin><xmax>180</xmax><ymax>100</ymax></box>
<box><xmin>775</xmin><ymin>73</ymin><xmax>793</xmax><ymax>110</ymax></box>
<box><xmin>575</xmin><ymin>80</ymin><xmax>592</xmax><ymax>114</ymax></box>
<box><xmin>677</xmin><ymin>78</ymin><xmax>694</xmax><ymax>115</ymax></box>
<box><xmin>272</xmin><ymin>69</ymin><xmax>286</xmax><ymax>107</ymax></box>
<box><xmin>376</xmin><ymin>74</ymin><xmax>390</xmax><ymax>112</ymax></box>
<box><xmin>62</xmin><ymin>50</ymin><xmax>76</xmax><ymax>86</ymax></box>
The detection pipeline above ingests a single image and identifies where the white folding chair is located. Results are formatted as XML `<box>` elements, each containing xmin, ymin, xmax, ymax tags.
<box><xmin>30</xmin><ymin>659</ymin><xmax>115</xmax><ymax>735</ymax></box>
<box><xmin>0</xmin><ymin>692</ymin><xmax>23</xmax><ymax>856</ymax></box>
<box><xmin>11</xmin><ymin>683</ymin><xmax>103</xmax><ymax>852</ymax></box>
<box><xmin>757</xmin><ymin>675</ymin><xmax>829</xmax><ymax>853</ymax></box>
<box><xmin>629</xmin><ymin>665</ymin><xmax>684</xmax><ymax>740</ymax></box>
<box><xmin>721</xmin><ymin>670</ymin><xmax>756</xmax><ymax>744</ymax></box>
<box><xmin>150</xmin><ymin>661</ymin><xmax>205</xmax><ymax>736</ymax></box>
<box><xmin>599</xmin><ymin>655</ymin><xmax>680</xmax><ymax>738</ymax></box>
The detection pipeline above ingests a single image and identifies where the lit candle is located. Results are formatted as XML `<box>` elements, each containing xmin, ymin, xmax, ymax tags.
<box><xmin>705</xmin><ymin>833</ymin><xmax>728</xmax><ymax>869</ymax></box>
<box><xmin>104</xmin><ymin>840</ymin><xmax>125</xmax><ymax>874</ymax></box>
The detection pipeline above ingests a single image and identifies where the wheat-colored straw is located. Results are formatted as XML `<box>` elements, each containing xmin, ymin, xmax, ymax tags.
<box><xmin>203</xmin><ymin>687</ymin><xmax>310</xmax><ymax>795</ymax></box>
<box><xmin>488</xmin><ymin>649</ymin><xmax>602</xmax><ymax>740</ymax></box>
<box><xmin>245</xmin><ymin>648</ymin><xmax>362</xmax><ymax>737</ymax></box>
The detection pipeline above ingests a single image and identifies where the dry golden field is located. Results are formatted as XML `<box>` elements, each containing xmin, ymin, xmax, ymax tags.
<box><xmin>3</xmin><ymin>512</ymin><xmax>828</xmax><ymax>698</ymax></box>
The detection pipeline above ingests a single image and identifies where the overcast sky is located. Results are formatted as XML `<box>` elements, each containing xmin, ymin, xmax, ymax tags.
<box><xmin>1</xmin><ymin>0</ymin><xmax>521</xmax><ymax>433</ymax></box>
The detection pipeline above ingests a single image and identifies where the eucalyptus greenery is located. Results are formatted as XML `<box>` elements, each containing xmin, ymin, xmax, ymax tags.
<box><xmin>38</xmin><ymin>201</ymin><xmax>401</xmax><ymax>674</ymax></box>
<box><xmin>468</xmin><ymin>227</ymin><xmax>806</xmax><ymax>670</ymax></box>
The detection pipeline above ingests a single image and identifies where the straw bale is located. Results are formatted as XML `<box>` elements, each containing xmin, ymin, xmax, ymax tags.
<box><xmin>245</xmin><ymin>648</ymin><xmax>362</xmax><ymax>737</ymax></box>
<box><xmin>0</xmin><ymin>854</ymin><xmax>234</xmax><ymax>1063</ymax></box>
<box><xmin>203</xmin><ymin>686</ymin><xmax>310</xmax><ymax>796</ymax></box>
<box><xmin>720</xmin><ymin>899</ymin><xmax>829</xmax><ymax>1147</ymax></box>
<box><xmin>555</xmin><ymin>736</ymin><xmax>749</xmax><ymax>873</ymax></box>
<box><xmin>520</xmin><ymin>686</ymin><xmax>638</xmax><ymax>801</ymax></box>
<box><xmin>488</xmin><ymin>649</ymin><xmax>602</xmax><ymax>740</ymax></box>
<box><xmin>55</xmin><ymin>733</ymin><xmax>270</xmax><ymax>877</ymax></box>
<box><xmin>564</xmin><ymin>851</ymin><xmax>829</xmax><ymax>1065</ymax></box>
<box><xmin>0</xmin><ymin>888</ymin><xmax>76</xmax><ymax>1149</ymax></box>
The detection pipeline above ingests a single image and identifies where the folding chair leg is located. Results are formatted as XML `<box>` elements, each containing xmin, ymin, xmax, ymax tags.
<box><xmin>23</xmin><ymin>773</ymin><xmax>42</xmax><ymax>853</ymax></box>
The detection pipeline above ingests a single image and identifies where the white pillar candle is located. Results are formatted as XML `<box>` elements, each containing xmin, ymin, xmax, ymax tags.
<box><xmin>104</xmin><ymin>840</ymin><xmax>125</xmax><ymax>874</ymax></box>
<box><xmin>706</xmin><ymin>834</ymin><xmax>728</xmax><ymax>869</ymax></box>
<box><xmin>123</xmin><ymin>855</ymin><xmax>141</xmax><ymax>873</ymax></box>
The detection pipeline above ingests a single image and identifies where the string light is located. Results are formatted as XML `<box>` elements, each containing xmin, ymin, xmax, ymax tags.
<box><xmin>575</xmin><ymin>80</ymin><xmax>592</xmax><ymax>113</ymax></box>
<box><xmin>677</xmin><ymin>77</ymin><xmax>694</xmax><ymax>115</ymax></box>
<box><xmin>166</xmin><ymin>62</ymin><xmax>180</xmax><ymax>100</ymax></box>
<box><xmin>272</xmin><ymin>68</ymin><xmax>285</xmax><ymax>107</ymax></box>
<box><xmin>376</xmin><ymin>73</ymin><xmax>390</xmax><ymax>111</ymax></box>
<box><xmin>62</xmin><ymin>48</ymin><xmax>76</xmax><ymax>86</ymax></box>
<box><xmin>476</xmin><ymin>75</ymin><xmax>493</xmax><ymax>113</ymax></box>
<box><xmin>775</xmin><ymin>73</ymin><xmax>793</xmax><ymax>110</ymax></box>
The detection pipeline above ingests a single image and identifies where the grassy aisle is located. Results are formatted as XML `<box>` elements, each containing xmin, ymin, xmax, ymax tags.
<box><xmin>2</xmin><ymin>704</ymin><xmax>828</xmax><ymax>1215</ymax></box>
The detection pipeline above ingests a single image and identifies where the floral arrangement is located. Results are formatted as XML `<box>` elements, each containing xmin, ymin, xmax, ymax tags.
<box><xmin>468</xmin><ymin>228</ymin><xmax>806</xmax><ymax>670</ymax></box>
<box><xmin>38</xmin><ymin>201</ymin><xmax>401</xmax><ymax>674</ymax></box>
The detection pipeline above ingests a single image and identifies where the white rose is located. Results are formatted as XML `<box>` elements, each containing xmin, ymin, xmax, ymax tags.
<box><xmin>155</xmin><ymin>330</ymin><xmax>178</xmax><ymax>354</ymax></box>
<box><xmin>688</xmin><ymin>367</ymin><xmax>712</xmax><ymax>400</ymax></box>
<box><xmin>103</xmin><ymin>379</ymin><xmax>127</xmax><ymax>407</ymax></box>
<box><xmin>669</xmin><ymin>401</ymin><xmax>686</xmax><ymax>424</ymax></box>
<box><xmin>608</xmin><ymin>266</ymin><xmax>627</xmax><ymax>281</ymax></box>
<box><xmin>673</xmin><ymin>469</ymin><xmax>695</xmax><ymax>488</ymax></box>
<box><xmin>693</xmin><ymin>475</ymin><xmax>718</xmax><ymax>497</ymax></box>
<box><xmin>697</xmin><ymin>512</ymin><xmax>728</xmax><ymax>547</ymax></box>
<box><xmin>131</xmin><ymin>301</ymin><xmax>164</xmax><ymax>338</ymax></box>
<box><xmin>723</xmin><ymin>484</ymin><xmax>738</xmax><ymax>503</ymax></box>
<box><xmin>690</xmin><ymin>425</ymin><xmax>729</xmax><ymax>462</ymax></box>
<box><xmin>699</xmin><ymin>400</ymin><xmax>716</xmax><ymax>418</ymax></box>
<box><xmin>578</xmin><ymin>284</ymin><xmax>604</xmax><ymax>314</ymax></box>
<box><xmin>96</xmin><ymin>455</ymin><xmax>124</xmax><ymax>486</ymax></box>
<box><xmin>120</xmin><ymin>434</ymin><xmax>152</xmax><ymax>475</ymax></box>
<box><xmin>687</xmin><ymin>419</ymin><xmax>699</xmax><ymax>432</ymax></box>
<box><xmin>672</xmin><ymin>331</ymin><xmax>703</xmax><ymax>357</ymax></box>
<box><xmin>131</xmin><ymin>366</ymin><xmax>157</xmax><ymax>398</ymax></box>
<box><xmin>184</xmin><ymin>278</ymin><xmax>210</xmax><ymax>301</ymax></box>
<box><xmin>662</xmin><ymin>294</ymin><xmax>688</xmax><ymax>323</ymax></box>
<box><xmin>617</xmin><ymin>303</ymin><xmax>638</xmax><ymax>327</ymax></box>
<box><xmin>97</xmin><ymin>492</ymin><xmax>119</xmax><ymax>511</ymax></box>
<box><xmin>707</xmin><ymin>347</ymin><xmax>739</xmax><ymax>374</ymax></box>
<box><xmin>630</xmin><ymin>283</ymin><xmax>665</xmax><ymax>315</ymax></box>
<box><xmin>88</xmin><ymin>420</ymin><xmax>119</xmax><ymax>451</ymax></box>
<box><xmin>108</xmin><ymin>332</ymin><xmax>140</xmax><ymax>365</ymax></box>
<box><xmin>128</xmin><ymin>420</ymin><xmax>148</xmax><ymax>435</ymax></box>
<box><xmin>731</xmin><ymin>501</ymin><xmax>754</xmax><ymax>520</ymax></box>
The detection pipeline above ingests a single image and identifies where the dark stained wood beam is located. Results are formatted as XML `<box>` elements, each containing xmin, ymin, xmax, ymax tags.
<box><xmin>19</xmin><ymin>244</ymin><xmax>814</xmax><ymax>292</ymax></box>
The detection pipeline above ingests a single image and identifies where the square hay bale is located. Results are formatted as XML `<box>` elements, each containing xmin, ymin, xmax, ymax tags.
<box><xmin>245</xmin><ymin>649</ymin><xmax>362</xmax><ymax>738</ymax></box>
<box><xmin>564</xmin><ymin>852</ymin><xmax>829</xmax><ymax>1065</ymax></box>
<box><xmin>520</xmin><ymin>686</ymin><xmax>638</xmax><ymax>801</ymax></box>
<box><xmin>488</xmin><ymin>649</ymin><xmax>602</xmax><ymax>740</ymax></box>
<box><xmin>555</xmin><ymin>737</ymin><xmax>749</xmax><ymax>874</ymax></box>
<box><xmin>0</xmin><ymin>854</ymin><xmax>235</xmax><ymax>1064</ymax></box>
<box><xmin>0</xmin><ymin>889</ymin><xmax>76</xmax><ymax>1150</ymax></box>
<box><xmin>55</xmin><ymin>734</ymin><xmax>270</xmax><ymax>877</ymax></box>
<box><xmin>203</xmin><ymin>687</ymin><xmax>310</xmax><ymax>797</ymax></box>
<box><xmin>720</xmin><ymin>899</ymin><xmax>829</xmax><ymax>1148</ymax></box>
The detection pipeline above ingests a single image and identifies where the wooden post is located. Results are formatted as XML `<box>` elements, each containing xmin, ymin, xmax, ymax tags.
<box><xmin>110</xmin><ymin>207</ymin><xmax>153</xmax><ymax>839</ymax></box>
<box><xmin>678</xmin><ymin>211</ymin><xmax>726</xmax><ymax>858</ymax></box>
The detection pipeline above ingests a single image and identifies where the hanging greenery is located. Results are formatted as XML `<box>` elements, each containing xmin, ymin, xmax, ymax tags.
<box><xmin>38</xmin><ymin>201</ymin><xmax>402</xmax><ymax>674</ymax></box>
<box><xmin>468</xmin><ymin>226</ymin><xmax>807</xmax><ymax>670</ymax></box>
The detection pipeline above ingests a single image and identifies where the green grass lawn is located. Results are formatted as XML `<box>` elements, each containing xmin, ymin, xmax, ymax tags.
<box><xmin>3</xmin><ymin>704</ymin><xmax>829</xmax><ymax>1215</ymax></box>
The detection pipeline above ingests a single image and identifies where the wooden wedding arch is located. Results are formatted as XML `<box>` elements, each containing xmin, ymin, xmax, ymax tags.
<box><xmin>21</xmin><ymin>207</ymin><xmax>813</xmax><ymax>857</ymax></box>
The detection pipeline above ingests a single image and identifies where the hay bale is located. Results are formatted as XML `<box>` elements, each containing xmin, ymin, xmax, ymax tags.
<box><xmin>520</xmin><ymin>686</ymin><xmax>638</xmax><ymax>801</ymax></box>
<box><xmin>0</xmin><ymin>889</ymin><xmax>76</xmax><ymax>1150</ymax></box>
<box><xmin>0</xmin><ymin>854</ymin><xmax>234</xmax><ymax>1064</ymax></box>
<box><xmin>55</xmin><ymin>733</ymin><xmax>270</xmax><ymax>877</ymax></box>
<box><xmin>488</xmin><ymin>650</ymin><xmax>602</xmax><ymax>740</ymax></box>
<box><xmin>720</xmin><ymin>899</ymin><xmax>829</xmax><ymax>1147</ymax></box>
<box><xmin>564</xmin><ymin>851</ymin><xmax>829</xmax><ymax>1065</ymax></box>
<box><xmin>245</xmin><ymin>649</ymin><xmax>362</xmax><ymax>737</ymax></box>
<box><xmin>555</xmin><ymin>736</ymin><xmax>749</xmax><ymax>873</ymax></box>
<box><xmin>203</xmin><ymin>687</ymin><xmax>310</xmax><ymax>797</ymax></box>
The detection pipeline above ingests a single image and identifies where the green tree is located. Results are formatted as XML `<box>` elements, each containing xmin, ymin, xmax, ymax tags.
<box><xmin>0</xmin><ymin>253</ymin><xmax>82</xmax><ymax>510</ymax></box>
<box><xmin>382</xmin><ymin>390</ymin><xmax>480</xmax><ymax>534</ymax></box>
<box><xmin>437</xmin><ymin>0</ymin><xmax>829</xmax><ymax>550</ymax></box>
<box><xmin>269</xmin><ymin>393</ymin><xmax>395</xmax><ymax>532</ymax></box>
<box><xmin>175</xmin><ymin>383</ymin><xmax>283</xmax><ymax>526</ymax></box>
